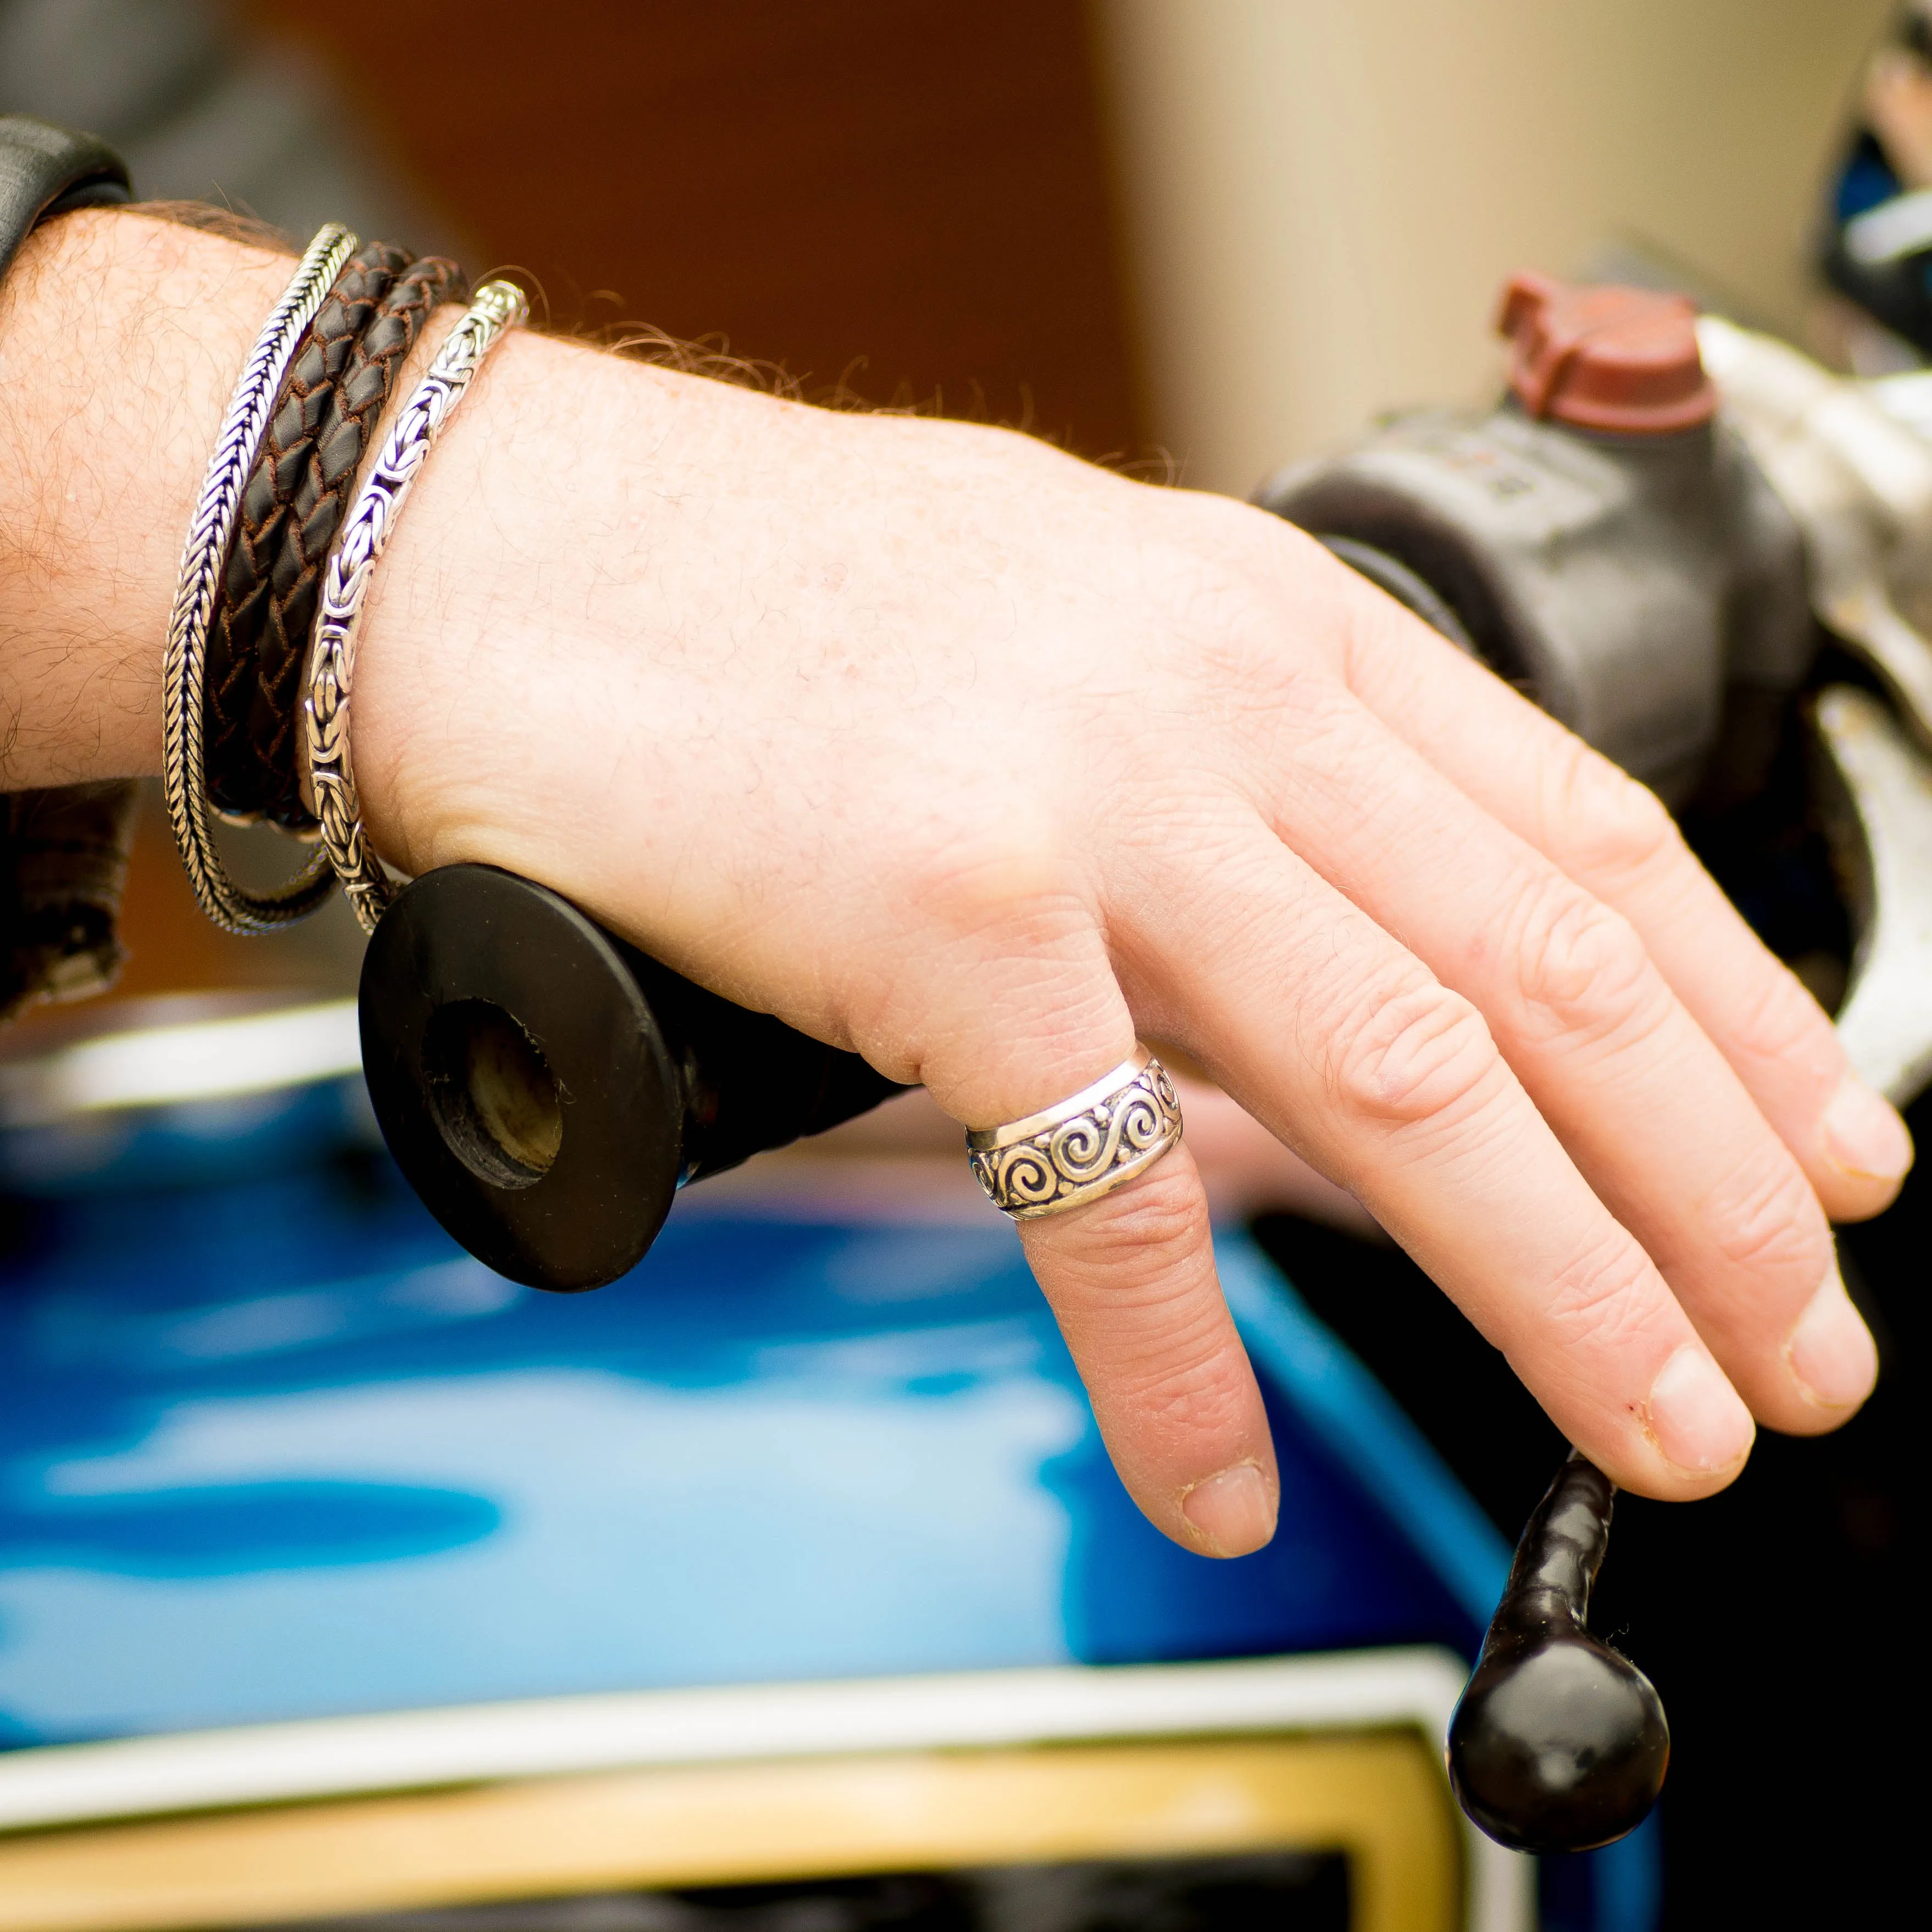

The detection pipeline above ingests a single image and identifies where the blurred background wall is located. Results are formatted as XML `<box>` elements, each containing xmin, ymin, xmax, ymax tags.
<box><xmin>1098</xmin><ymin>0</ymin><xmax>1897</xmax><ymax>492</ymax></box>
<box><xmin>240</xmin><ymin>0</ymin><xmax>1144</xmax><ymax>458</ymax></box>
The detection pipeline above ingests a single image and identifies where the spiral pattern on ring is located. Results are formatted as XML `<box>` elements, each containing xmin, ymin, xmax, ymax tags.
<box><xmin>969</xmin><ymin>1059</ymin><xmax>1181</xmax><ymax>1218</ymax></box>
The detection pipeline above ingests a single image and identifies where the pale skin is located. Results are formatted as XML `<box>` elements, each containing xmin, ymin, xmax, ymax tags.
<box><xmin>0</xmin><ymin>210</ymin><xmax>1908</xmax><ymax>1557</ymax></box>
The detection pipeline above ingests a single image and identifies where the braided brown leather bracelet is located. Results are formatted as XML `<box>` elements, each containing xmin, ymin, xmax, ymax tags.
<box><xmin>204</xmin><ymin>243</ymin><xmax>467</xmax><ymax>830</ymax></box>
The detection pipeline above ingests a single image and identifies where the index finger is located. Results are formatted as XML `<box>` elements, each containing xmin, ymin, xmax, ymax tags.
<box><xmin>1333</xmin><ymin>576</ymin><xmax>1914</xmax><ymax>1222</ymax></box>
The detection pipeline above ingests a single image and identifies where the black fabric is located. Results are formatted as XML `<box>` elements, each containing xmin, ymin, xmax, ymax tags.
<box><xmin>0</xmin><ymin>113</ymin><xmax>129</xmax><ymax>280</ymax></box>
<box><xmin>0</xmin><ymin>783</ymin><xmax>137</xmax><ymax>1021</ymax></box>
<box><xmin>0</xmin><ymin>115</ymin><xmax>137</xmax><ymax>1017</ymax></box>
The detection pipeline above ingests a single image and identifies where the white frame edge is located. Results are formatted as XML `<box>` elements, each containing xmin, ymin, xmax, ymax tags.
<box><xmin>0</xmin><ymin>1650</ymin><xmax>1530</xmax><ymax>1932</ymax></box>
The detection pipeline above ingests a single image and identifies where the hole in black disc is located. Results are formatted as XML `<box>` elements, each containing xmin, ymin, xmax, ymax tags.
<box><xmin>424</xmin><ymin>999</ymin><xmax>563</xmax><ymax>1189</ymax></box>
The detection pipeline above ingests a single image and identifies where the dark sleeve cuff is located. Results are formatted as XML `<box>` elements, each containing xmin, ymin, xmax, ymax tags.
<box><xmin>0</xmin><ymin>780</ymin><xmax>138</xmax><ymax>1021</ymax></box>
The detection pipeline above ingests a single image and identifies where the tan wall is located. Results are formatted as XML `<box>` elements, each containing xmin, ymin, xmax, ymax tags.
<box><xmin>1095</xmin><ymin>0</ymin><xmax>1895</xmax><ymax>494</ymax></box>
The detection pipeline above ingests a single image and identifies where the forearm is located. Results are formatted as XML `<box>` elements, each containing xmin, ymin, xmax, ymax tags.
<box><xmin>0</xmin><ymin>211</ymin><xmax>292</xmax><ymax>786</ymax></box>
<box><xmin>0</xmin><ymin>203</ymin><xmax>837</xmax><ymax>979</ymax></box>
<box><xmin>0</xmin><ymin>208</ymin><xmax>736</xmax><ymax>838</ymax></box>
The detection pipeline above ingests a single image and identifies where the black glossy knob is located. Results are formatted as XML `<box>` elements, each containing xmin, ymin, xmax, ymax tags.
<box><xmin>1448</xmin><ymin>1452</ymin><xmax>1669</xmax><ymax>1853</ymax></box>
<box><xmin>359</xmin><ymin>864</ymin><xmax>903</xmax><ymax>1291</ymax></box>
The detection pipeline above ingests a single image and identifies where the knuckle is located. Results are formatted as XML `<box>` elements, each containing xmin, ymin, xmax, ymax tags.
<box><xmin>913</xmin><ymin>980</ymin><xmax>1130</xmax><ymax>1123</ymax></box>
<box><xmin>1326</xmin><ymin>975</ymin><xmax>1504</xmax><ymax>1134</ymax></box>
<box><xmin>1062</xmin><ymin>1159</ymin><xmax>1207</xmax><ymax>1281</ymax></box>
<box><xmin>1541</xmin><ymin>1231</ymin><xmax>1668</xmax><ymax>1352</ymax></box>
<box><xmin>1118</xmin><ymin>1348</ymin><xmax>1257</xmax><ymax>1443</ymax></box>
<box><xmin>1726</xmin><ymin>958</ymin><xmax>1837</xmax><ymax>1071</ymax></box>
<box><xmin>1169</xmin><ymin>485</ymin><xmax>1297</xmax><ymax>577</ymax></box>
<box><xmin>1547</xmin><ymin>739</ymin><xmax>1683</xmax><ymax>886</ymax></box>
<box><xmin>892</xmin><ymin>811</ymin><xmax>1081</xmax><ymax>944</ymax></box>
<box><xmin>1104</xmin><ymin>1318</ymin><xmax>1257</xmax><ymax>1442</ymax></box>
<box><xmin>1507</xmin><ymin>875</ymin><xmax>1668</xmax><ymax>1047</ymax></box>
<box><xmin>1704</xmin><ymin>1156</ymin><xmax>1831</xmax><ymax>1285</ymax></box>
<box><xmin>851</xmin><ymin>812</ymin><xmax>1123</xmax><ymax>1104</ymax></box>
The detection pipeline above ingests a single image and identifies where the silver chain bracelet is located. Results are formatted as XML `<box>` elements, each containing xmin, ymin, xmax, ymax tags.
<box><xmin>303</xmin><ymin>279</ymin><xmax>529</xmax><ymax>934</ymax></box>
<box><xmin>161</xmin><ymin>223</ymin><xmax>358</xmax><ymax>934</ymax></box>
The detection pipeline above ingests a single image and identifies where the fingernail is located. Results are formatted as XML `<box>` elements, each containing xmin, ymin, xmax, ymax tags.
<box><xmin>1786</xmin><ymin>1269</ymin><xmax>1880</xmax><ymax>1411</ymax></box>
<box><xmin>1645</xmin><ymin>1346</ymin><xmax>1755</xmax><ymax>1476</ymax></box>
<box><xmin>1820</xmin><ymin>1075</ymin><xmax>1913</xmax><ymax>1184</ymax></box>
<box><xmin>1180</xmin><ymin>1462</ymin><xmax>1277</xmax><ymax>1557</ymax></box>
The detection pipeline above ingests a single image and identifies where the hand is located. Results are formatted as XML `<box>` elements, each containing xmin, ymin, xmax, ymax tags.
<box><xmin>1</xmin><ymin>213</ymin><xmax>1907</xmax><ymax>1558</ymax></box>
<box><xmin>353</xmin><ymin>320</ymin><xmax>1905</xmax><ymax>1551</ymax></box>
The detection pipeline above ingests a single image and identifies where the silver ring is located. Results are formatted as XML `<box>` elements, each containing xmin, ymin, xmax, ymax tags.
<box><xmin>303</xmin><ymin>278</ymin><xmax>529</xmax><ymax>934</ymax></box>
<box><xmin>967</xmin><ymin>1047</ymin><xmax>1183</xmax><ymax>1220</ymax></box>
<box><xmin>162</xmin><ymin>223</ymin><xmax>357</xmax><ymax>934</ymax></box>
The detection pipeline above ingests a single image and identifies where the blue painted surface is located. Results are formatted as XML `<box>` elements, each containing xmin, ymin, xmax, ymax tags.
<box><xmin>0</xmin><ymin>1082</ymin><xmax>375</xmax><ymax>1197</ymax></box>
<box><xmin>0</xmin><ymin>1157</ymin><xmax>1472</xmax><ymax>1744</ymax></box>
<box><xmin>1218</xmin><ymin>1243</ymin><xmax>1510</xmax><ymax>1627</ymax></box>
<box><xmin>1593</xmin><ymin>1816</ymin><xmax>1664</xmax><ymax>1932</ymax></box>
<box><xmin>0</xmin><ymin>1130</ymin><xmax>1661</xmax><ymax>1929</ymax></box>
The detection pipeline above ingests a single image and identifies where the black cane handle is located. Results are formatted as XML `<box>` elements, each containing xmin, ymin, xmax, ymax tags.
<box><xmin>1447</xmin><ymin>1451</ymin><xmax>1669</xmax><ymax>1852</ymax></box>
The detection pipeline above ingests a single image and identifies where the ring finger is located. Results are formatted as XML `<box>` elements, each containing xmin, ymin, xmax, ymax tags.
<box><xmin>887</xmin><ymin>863</ymin><xmax>1280</xmax><ymax>1556</ymax></box>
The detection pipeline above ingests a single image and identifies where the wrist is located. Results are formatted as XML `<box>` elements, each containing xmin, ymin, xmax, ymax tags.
<box><xmin>0</xmin><ymin>209</ymin><xmax>298</xmax><ymax>789</ymax></box>
<box><xmin>342</xmin><ymin>326</ymin><xmax>741</xmax><ymax>916</ymax></box>
<box><xmin>0</xmin><ymin>199</ymin><xmax>753</xmax><ymax>963</ymax></box>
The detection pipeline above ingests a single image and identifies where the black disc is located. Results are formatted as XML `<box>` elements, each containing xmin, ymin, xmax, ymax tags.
<box><xmin>359</xmin><ymin>864</ymin><xmax>684</xmax><ymax>1291</ymax></box>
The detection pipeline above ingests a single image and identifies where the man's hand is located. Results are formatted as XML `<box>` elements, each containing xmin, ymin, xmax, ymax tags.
<box><xmin>1</xmin><ymin>210</ymin><xmax>1907</xmax><ymax>1560</ymax></box>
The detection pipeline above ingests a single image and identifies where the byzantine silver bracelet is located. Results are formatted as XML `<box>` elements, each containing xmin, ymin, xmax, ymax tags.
<box><xmin>161</xmin><ymin>223</ymin><xmax>358</xmax><ymax>934</ymax></box>
<box><xmin>302</xmin><ymin>278</ymin><xmax>529</xmax><ymax>934</ymax></box>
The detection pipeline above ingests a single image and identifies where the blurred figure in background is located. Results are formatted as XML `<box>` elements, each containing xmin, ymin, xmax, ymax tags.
<box><xmin>1824</xmin><ymin>0</ymin><xmax>1932</xmax><ymax>367</ymax></box>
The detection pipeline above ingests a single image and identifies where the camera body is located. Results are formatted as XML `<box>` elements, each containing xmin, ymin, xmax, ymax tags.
<box><xmin>1258</xmin><ymin>387</ymin><xmax>1812</xmax><ymax>812</ymax></box>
